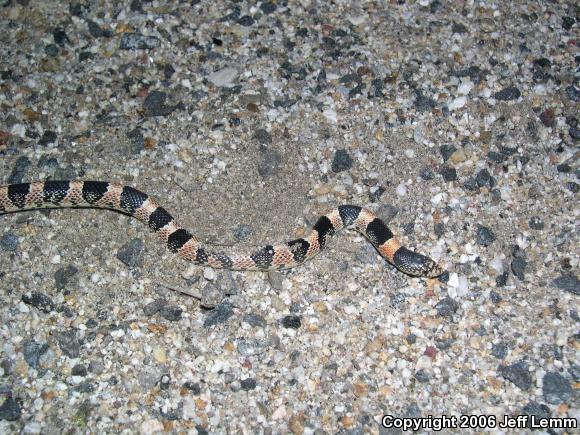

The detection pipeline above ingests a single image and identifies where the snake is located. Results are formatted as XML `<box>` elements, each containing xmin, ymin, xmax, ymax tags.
<box><xmin>0</xmin><ymin>180</ymin><xmax>444</xmax><ymax>278</ymax></box>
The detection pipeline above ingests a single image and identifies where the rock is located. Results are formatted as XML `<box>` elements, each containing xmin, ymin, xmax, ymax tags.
<box><xmin>159</xmin><ymin>305</ymin><xmax>182</xmax><ymax>321</ymax></box>
<box><xmin>117</xmin><ymin>238</ymin><xmax>144</xmax><ymax>268</ymax></box>
<box><xmin>57</xmin><ymin>330</ymin><xmax>81</xmax><ymax>358</ymax></box>
<box><xmin>54</xmin><ymin>264</ymin><xmax>79</xmax><ymax>290</ymax></box>
<box><xmin>476</xmin><ymin>225</ymin><xmax>496</xmax><ymax>246</ymax></box>
<box><xmin>22</xmin><ymin>340</ymin><xmax>49</xmax><ymax>368</ymax></box>
<box><xmin>0</xmin><ymin>396</ymin><xmax>21</xmax><ymax>421</ymax></box>
<box><xmin>552</xmin><ymin>274</ymin><xmax>579</xmax><ymax>295</ymax></box>
<box><xmin>240</xmin><ymin>378</ymin><xmax>257</xmax><ymax>390</ymax></box>
<box><xmin>539</xmin><ymin>109</ymin><xmax>555</xmax><ymax>127</ymax></box>
<box><xmin>143</xmin><ymin>299</ymin><xmax>165</xmax><ymax>316</ymax></box>
<box><xmin>143</xmin><ymin>91</ymin><xmax>176</xmax><ymax>117</ymax></box>
<box><xmin>494</xmin><ymin>86</ymin><xmax>521</xmax><ymax>101</ymax></box>
<box><xmin>0</xmin><ymin>233</ymin><xmax>18</xmax><ymax>251</ymax></box>
<box><xmin>204</xmin><ymin>301</ymin><xmax>234</xmax><ymax>327</ymax></box>
<box><xmin>499</xmin><ymin>360</ymin><xmax>533</xmax><ymax>390</ymax></box>
<box><xmin>491</xmin><ymin>342</ymin><xmax>508</xmax><ymax>359</ymax></box>
<box><xmin>208</xmin><ymin>67</ymin><xmax>238</xmax><ymax>87</ymax></box>
<box><xmin>21</xmin><ymin>291</ymin><xmax>55</xmax><ymax>313</ymax></box>
<box><xmin>511</xmin><ymin>257</ymin><xmax>526</xmax><ymax>281</ymax></box>
<box><xmin>281</xmin><ymin>315</ymin><xmax>301</xmax><ymax>329</ymax></box>
<box><xmin>119</xmin><ymin>33</ymin><xmax>161</xmax><ymax>50</ymax></box>
<box><xmin>435</xmin><ymin>297</ymin><xmax>458</xmax><ymax>317</ymax></box>
<box><xmin>331</xmin><ymin>149</ymin><xmax>353</xmax><ymax>173</ymax></box>
<box><xmin>542</xmin><ymin>372</ymin><xmax>573</xmax><ymax>404</ymax></box>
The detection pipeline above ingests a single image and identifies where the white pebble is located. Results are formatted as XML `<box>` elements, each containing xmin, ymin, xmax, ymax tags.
<box><xmin>430</xmin><ymin>192</ymin><xmax>445</xmax><ymax>206</ymax></box>
<box><xmin>404</xmin><ymin>148</ymin><xmax>416</xmax><ymax>158</ymax></box>
<box><xmin>90</xmin><ymin>272</ymin><xmax>100</xmax><ymax>283</ymax></box>
<box><xmin>448</xmin><ymin>272</ymin><xmax>459</xmax><ymax>288</ymax></box>
<box><xmin>448</xmin><ymin>96</ymin><xmax>467</xmax><ymax>111</ymax></box>
<box><xmin>50</xmin><ymin>254</ymin><xmax>61</xmax><ymax>265</ymax></box>
<box><xmin>457</xmin><ymin>80</ymin><xmax>474</xmax><ymax>95</ymax></box>
<box><xmin>396</xmin><ymin>183</ymin><xmax>407</xmax><ymax>197</ymax></box>
<box><xmin>490</xmin><ymin>255</ymin><xmax>504</xmax><ymax>273</ymax></box>
<box><xmin>323</xmin><ymin>108</ymin><xmax>338</xmax><ymax>123</ymax></box>
<box><xmin>203</xmin><ymin>267</ymin><xmax>216</xmax><ymax>280</ymax></box>
<box><xmin>208</xmin><ymin>67</ymin><xmax>238</xmax><ymax>87</ymax></box>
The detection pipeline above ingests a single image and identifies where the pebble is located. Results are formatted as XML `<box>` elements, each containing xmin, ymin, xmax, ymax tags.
<box><xmin>438</xmin><ymin>165</ymin><xmax>457</xmax><ymax>181</ymax></box>
<box><xmin>159</xmin><ymin>305</ymin><xmax>182</xmax><ymax>321</ymax></box>
<box><xmin>143</xmin><ymin>299</ymin><xmax>165</xmax><ymax>316</ymax></box>
<box><xmin>240</xmin><ymin>378</ymin><xmax>257</xmax><ymax>391</ymax></box>
<box><xmin>143</xmin><ymin>91</ymin><xmax>175</xmax><ymax>117</ymax></box>
<box><xmin>448</xmin><ymin>96</ymin><xmax>466</xmax><ymax>111</ymax></box>
<box><xmin>208</xmin><ymin>67</ymin><xmax>239</xmax><ymax>87</ymax></box>
<box><xmin>0</xmin><ymin>233</ymin><xmax>18</xmax><ymax>251</ymax></box>
<box><xmin>552</xmin><ymin>274</ymin><xmax>579</xmax><ymax>295</ymax></box>
<box><xmin>435</xmin><ymin>297</ymin><xmax>458</xmax><ymax>317</ymax></box>
<box><xmin>54</xmin><ymin>264</ymin><xmax>79</xmax><ymax>291</ymax></box>
<box><xmin>510</xmin><ymin>257</ymin><xmax>527</xmax><ymax>281</ymax></box>
<box><xmin>200</xmin><ymin>282</ymin><xmax>225</xmax><ymax>308</ymax></box>
<box><xmin>281</xmin><ymin>315</ymin><xmax>301</xmax><ymax>329</ymax></box>
<box><xmin>542</xmin><ymin>372</ymin><xmax>573</xmax><ymax>404</ymax></box>
<box><xmin>204</xmin><ymin>302</ymin><xmax>234</xmax><ymax>327</ymax></box>
<box><xmin>116</xmin><ymin>238</ymin><xmax>144</xmax><ymax>268</ymax></box>
<box><xmin>0</xmin><ymin>396</ymin><xmax>21</xmax><ymax>421</ymax></box>
<box><xmin>476</xmin><ymin>225</ymin><xmax>496</xmax><ymax>246</ymax></box>
<box><xmin>22</xmin><ymin>340</ymin><xmax>49</xmax><ymax>369</ymax></box>
<box><xmin>494</xmin><ymin>86</ymin><xmax>521</xmax><ymax>101</ymax></box>
<box><xmin>237</xmin><ymin>338</ymin><xmax>267</xmax><ymax>357</ymax></box>
<box><xmin>331</xmin><ymin>149</ymin><xmax>353</xmax><ymax>173</ymax></box>
<box><xmin>395</xmin><ymin>183</ymin><xmax>407</xmax><ymax>197</ymax></box>
<box><xmin>119</xmin><ymin>33</ymin><xmax>161</xmax><ymax>50</ymax></box>
<box><xmin>21</xmin><ymin>292</ymin><xmax>55</xmax><ymax>314</ymax></box>
<box><xmin>491</xmin><ymin>342</ymin><xmax>508</xmax><ymax>359</ymax></box>
<box><xmin>56</xmin><ymin>330</ymin><xmax>81</xmax><ymax>358</ymax></box>
<box><xmin>498</xmin><ymin>360</ymin><xmax>533</xmax><ymax>390</ymax></box>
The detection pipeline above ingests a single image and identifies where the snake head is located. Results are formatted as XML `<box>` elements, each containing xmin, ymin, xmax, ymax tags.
<box><xmin>393</xmin><ymin>247</ymin><xmax>445</xmax><ymax>278</ymax></box>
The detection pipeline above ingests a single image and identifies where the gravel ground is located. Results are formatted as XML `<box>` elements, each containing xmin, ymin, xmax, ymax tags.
<box><xmin>0</xmin><ymin>1</ymin><xmax>578</xmax><ymax>433</ymax></box>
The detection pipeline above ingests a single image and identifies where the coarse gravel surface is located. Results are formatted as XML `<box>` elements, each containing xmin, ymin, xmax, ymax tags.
<box><xmin>0</xmin><ymin>1</ymin><xmax>578</xmax><ymax>434</ymax></box>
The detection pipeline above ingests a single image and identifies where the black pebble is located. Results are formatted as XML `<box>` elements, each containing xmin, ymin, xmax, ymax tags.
<box><xmin>71</xmin><ymin>364</ymin><xmax>88</xmax><ymax>377</ymax></box>
<box><xmin>57</xmin><ymin>330</ymin><xmax>81</xmax><ymax>358</ymax></box>
<box><xmin>22</xmin><ymin>340</ymin><xmax>49</xmax><ymax>368</ymax></box>
<box><xmin>21</xmin><ymin>292</ymin><xmax>55</xmax><ymax>313</ymax></box>
<box><xmin>414</xmin><ymin>370</ymin><xmax>429</xmax><ymax>383</ymax></box>
<box><xmin>238</xmin><ymin>15</ymin><xmax>254</xmax><ymax>26</ymax></box>
<box><xmin>159</xmin><ymin>305</ymin><xmax>183</xmax><ymax>321</ymax></box>
<box><xmin>491</xmin><ymin>342</ymin><xmax>508</xmax><ymax>359</ymax></box>
<box><xmin>143</xmin><ymin>299</ymin><xmax>165</xmax><ymax>316</ymax></box>
<box><xmin>542</xmin><ymin>372</ymin><xmax>573</xmax><ymax>404</ymax></box>
<box><xmin>331</xmin><ymin>149</ymin><xmax>353</xmax><ymax>173</ymax></box>
<box><xmin>117</xmin><ymin>238</ymin><xmax>144</xmax><ymax>268</ymax></box>
<box><xmin>476</xmin><ymin>225</ymin><xmax>495</xmax><ymax>246</ymax></box>
<box><xmin>204</xmin><ymin>301</ymin><xmax>234</xmax><ymax>327</ymax></box>
<box><xmin>552</xmin><ymin>274</ymin><xmax>579</xmax><ymax>295</ymax></box>
<box><xmin>183</xmin><ymin>381</ymin><xmax>201</xmax><ymax>395</ymax></box>
<box><xmin>53</xmin><ymin>27</ymin><xmax>69</xmax><ymax>46</ymax></box>
<box><xmin>54</xmin><ymin>264</ymin><xmax>79</xmax><ymax>291</ymax></box>
<box><xmin>495</xmin><ymin>271</ymin><xmax>509</xmax><ymax>288</ymax></box>
<box><xmin>419</xmin><ymin>167</ymin><xmax>434</xmax><ymax>180</ymax></box>
<box><xmin>499</xmin><ymin>360</ymin><xmax>533</xmax><ymax>390</ymax></box>
<box><xmin>490</xmin><ymin>290</ymin><xmax>502</xmax><ymax>303</ymax></box>
<box><xmin>0</xmin><ymin>396</ymin><xmax>21</xmax><ymax>421</ymax></box>
<box><xmin>143</xmin><ymin>91</ymin><xmax>175</xmax><ymax>117</ymax></box>
<box><xmin>435</xmin><ymin>297</ymin><xmax>458</xmax><ymax>317</ymax></box>
<box><xmin>528</xmin><ymin>216</ymin><xmax>544</xmax><ymax>230</ymax></box>
<box><xmin>252</xmin><ymin>129</ymin><xmax>272</xmax><ymax>145</ymax></box>
<box><xmin>475</xmin><ymin>169</ymin><xmax>493</xmax><ymax>188</ymax></box>
<box><xmin>439</xmin><ymin>144</ymin><xmax>456</xmax><ymax>161</ymax></box>
<box><xmin>438</xmin><ymin>165</ymin><xmax>457</xmax><ymax>181</ymax></box>
<box><xmin>521</xmin><ymin>401</ymin><xmax>551</xmax><ymax>428</ymax></box>
<box><xmin>0</xmin><ymin>233</ymin><xmax>18</xmax><ymax>252</ymax></box>
<box><xmin>494</xmin><ymin>86</ymin><xmax>521</xmax><ymax>101</ymax></box>
<box><xmin>39</xmin><ymin>130</ymin><xmax>57</xmax><ymax>146</ymax></box>
<box><xmin>243</xmin><ymin>313</ymin><xmax>267</xmax><ymax>328</ymax></box>
<box><xmin>240</xmin><ymin>378</ymin><xmax>257</xmax><ymax>390</ymax></box>
<box><xmin>281</xmin><ymin>315</ymin><xmax>301</xmax><ymax>329</ymax></box>
<box><xmin>511</xmin><ymin>257</ymin><xmax>526</xmax><ymax>280</ymax></box>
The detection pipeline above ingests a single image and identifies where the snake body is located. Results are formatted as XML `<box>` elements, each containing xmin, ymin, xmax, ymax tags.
<box><xmin>0</xmin><ymin>180</ymin><xmax>443</xmax><ymax>278</ymax></box>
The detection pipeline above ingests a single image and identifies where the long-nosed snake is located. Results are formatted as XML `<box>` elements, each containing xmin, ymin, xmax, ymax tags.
<box><xmin>0</xmin><ymin>180</ymin><xmax>444</xmax><ymax>278</ymax></box>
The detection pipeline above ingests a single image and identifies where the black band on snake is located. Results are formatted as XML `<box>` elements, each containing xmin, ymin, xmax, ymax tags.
<box><xmin>0</xmin><ymin>180</ymin><xmax>444</xmax><ymax>278</ymax></box>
